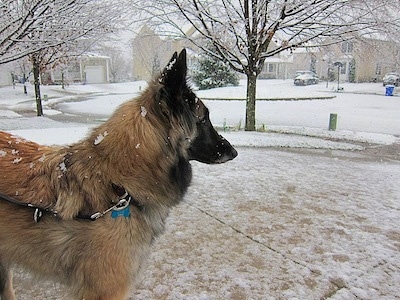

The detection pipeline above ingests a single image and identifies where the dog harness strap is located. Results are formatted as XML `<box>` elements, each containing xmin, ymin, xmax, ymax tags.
<box><xmin>0</xmin><ymin>186</ymin><xmax>142</xmax><ymax>222</ymax></box>
<box><xmin>0</xmin><ymin>191</ymin><xmax>47</xmax><ymax>222</ymax></box>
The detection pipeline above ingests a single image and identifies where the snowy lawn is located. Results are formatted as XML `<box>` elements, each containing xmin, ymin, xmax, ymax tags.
<box><xmin>1</xmin><ymin>79</ymin><xmax>398</xmax><ymax>148</ymax></box>
<box><xmin>0</xmin><ymin>79</ymin><xmax>399</xmax><ymax>299</ymax></box>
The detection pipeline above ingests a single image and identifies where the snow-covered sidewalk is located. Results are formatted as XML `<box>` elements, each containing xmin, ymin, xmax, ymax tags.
<box><xmin>131</xmin><ymin>148</ymin><xmax>400</xmax><ymax>299</ymax></box>
<box><xmin>12</xmin><ymin>147</ymin><xmax>400</xmax><ymax>299</ymax></box>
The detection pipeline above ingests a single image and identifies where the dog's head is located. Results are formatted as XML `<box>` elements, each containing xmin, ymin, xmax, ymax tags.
<box><xmin>157</xmin><ymin>49</ymin><xmax>237</xmax><ymax>164</ymax></box>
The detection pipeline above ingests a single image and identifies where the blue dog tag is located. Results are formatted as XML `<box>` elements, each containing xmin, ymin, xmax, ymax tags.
<box><xmin>111</xmin><ymin>206</ymin><xmax>130</xmax><ymax>219</ymax></box>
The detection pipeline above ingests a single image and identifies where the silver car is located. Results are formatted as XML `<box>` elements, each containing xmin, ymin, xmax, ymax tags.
<box><xmin>382</xmin><ymin>72</ymin><xmax>400</xmax><ymax>86</ymax></box>
<box><xmin>294</xmin><ymin>71</ymin><xmax>319</xmax><ymax>86</ymax></box>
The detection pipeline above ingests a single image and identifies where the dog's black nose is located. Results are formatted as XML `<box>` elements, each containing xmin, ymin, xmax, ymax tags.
<box><xmin>231</xmin><ymin>147</ymin><xmax>238</xmax><ymax>159</ymax></box>
<box><xmin>215</xmin><ymin>145</ymin><xmax>238</xmax><ymax>164</ymax></box>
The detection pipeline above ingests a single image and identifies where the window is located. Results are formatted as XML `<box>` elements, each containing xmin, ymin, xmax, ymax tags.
<box><xmin>166</xmin><ymin>41</ymin><xmax>172</xmax><ymax>51</ymax></box>
<box><xmin>375</xmin><ymin>63</ymin><xmax>382</xmax><ymax>75</ymax></box>
<box><xmin>341</xmin><ymin>62</ymin><xmax>347</xmax><ymax>74</ymax></box>
<box><xmin>69</xmin><ymin>62</ymin><xmax>80</xmax><ymax>73</ymax></box>
<box><xmin>341</xmin><ymin>41</ymin><xmax>354</xmax><ymax>53</ymax></box>
<box><xmin>268</xmin><ymin>63</ymin><xmax>274</xmax><ymax>73</ymax></box>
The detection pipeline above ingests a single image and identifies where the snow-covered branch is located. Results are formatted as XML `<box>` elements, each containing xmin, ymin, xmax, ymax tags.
<box><xmin>0</xmin><ymin>0</ymin><xmax>129</xmax><ymax>64</ymax></box>
<box><xmin>137</xmin><ymin>0</ymin><xmax>399</xmax><ymax>75</ymax></box>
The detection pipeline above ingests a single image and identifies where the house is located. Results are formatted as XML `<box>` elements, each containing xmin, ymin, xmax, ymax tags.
<box><xmin>133</xmin><ymin>26</ymin><xmax>181</xmax><ymax>81</ymax></box>
<box><xmin>133</xmin><ymin>25</ymin><xmax>298</xmax><ymax>81</ymax></box>
<box><xmin>48</xmin><ymin>54</ymin><xmax>111</xmax><ymax>84</ymax></box>
<box><xmin>259</xmin><ymin>48</ymin><xmax>294</xmax><ymax>80</ymax></box>
<box><xmin>289</xmin><ymin>37</ymin><xmax>400</xmax><ymax>83</ymax></box>
<box><xmin>0</xmin><ymin>54</ymin><xmax>111</xmax><ymax>87</ymax></box>
<box><xmin>0</xmin><ymin>63</ymin><xmax>15</xmax><ymax>87</ymax></box>
<box><xmin>347</xmin><ymin>37</ymin><xmax>400</xmax><ymax>82</ymax></box>
<box><xmin>131</xmin><ymin>27</ymin><xmax>400</xmax><ymax>83</ymax></box>
<box><xmin>80</xmin><ymin>54</ymin><xmax>111</xmax><ymax>84</ymax></box>
<box><xmin>132</xmin><ymin>25</ymin><xmax>198</xmax><ymax>81</ymax></box>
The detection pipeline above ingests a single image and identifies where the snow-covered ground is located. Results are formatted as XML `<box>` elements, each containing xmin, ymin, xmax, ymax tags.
<box><xmin>1</xmin><ymin>79</ymin><xmax>399</xmax><ymax>299</ymax></box>
<box><xmin>1</xmin><ymin>79</ymin><xmax>399</xmax><ymax>148</ymax></box>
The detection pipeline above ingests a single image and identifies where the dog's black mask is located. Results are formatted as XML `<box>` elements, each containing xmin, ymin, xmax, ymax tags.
<box><xmin>159</xmin><ymin>49</ymin><xmax>237</xmax><ymax>165</ymax></box>
<box><xmin>188</xmin><ymin>109</ymin><xmax>237</xmax><ymax>164</ymax></box>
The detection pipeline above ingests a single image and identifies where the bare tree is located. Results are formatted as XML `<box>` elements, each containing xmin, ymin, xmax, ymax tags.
<box><xmin>138</xmin><ymin>0</ymin><xmax>400</xmax><ymax>130</ymax></box>
<box><xmin>29</xmin><ymin>45</ymin><xmax>73</xmax><ymax>115</ymax></box>
<box><xmin>0</xmin><ymin>0</ymin><xmax>127</xmax><ymax>64</ymax></box>
<box><xmin>1</xmin><ymin>0</ymin><xmax>131</xmax><ymax>116</ymax></box>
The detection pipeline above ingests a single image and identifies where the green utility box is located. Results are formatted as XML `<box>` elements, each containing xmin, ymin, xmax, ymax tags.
<box><xmin>329</xmin><ymin>113</ymin><xmax>338</xmax><ymax>131</ymax></box>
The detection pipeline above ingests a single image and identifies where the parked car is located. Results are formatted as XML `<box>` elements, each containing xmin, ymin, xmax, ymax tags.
<box><xmin>382</xmin><ymin>72</ymin><xmax>400</xmax><ymax>86</ymax></box>
<box><xmin>294</xmin><ymin>71</ymin><xmax>319</xmax><ymax>86</ymax></box>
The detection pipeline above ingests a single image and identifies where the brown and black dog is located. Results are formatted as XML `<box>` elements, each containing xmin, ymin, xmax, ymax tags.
<box><xmin>0</xmin><ymin>49</ymin><xmax>237</xmax><ymax>299</ymax></box>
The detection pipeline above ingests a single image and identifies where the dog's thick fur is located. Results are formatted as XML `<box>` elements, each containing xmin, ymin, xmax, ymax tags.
<box><xmin>0</xmin><ymin>50</ymin><xmax>237</xmax><ymax>300</ymax></box>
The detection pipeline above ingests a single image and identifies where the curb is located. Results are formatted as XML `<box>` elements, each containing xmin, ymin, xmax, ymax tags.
<box><xmin>201</xmin><ymin>95</ymin><xmax>336</xmax><ymax>101</ymax></box>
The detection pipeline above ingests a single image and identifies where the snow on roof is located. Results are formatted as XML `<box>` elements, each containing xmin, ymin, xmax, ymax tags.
<box><xmin>263</xmin><ymin>56</ymin><xmax>293</xmax><ymax>63</ymax></box>
<box><xmin>84</xmin><ymin>53</ymin><xmax>111</xmax><ymax>60</ymax></box>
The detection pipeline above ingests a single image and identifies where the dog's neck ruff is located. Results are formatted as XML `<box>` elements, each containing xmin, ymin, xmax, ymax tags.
<box><xmin>0</xmin><ymin>185</ymin><xmax>142</xmax><ymax>222</ymax></box>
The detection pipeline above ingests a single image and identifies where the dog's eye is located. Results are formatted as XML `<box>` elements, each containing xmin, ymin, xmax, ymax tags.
<box><xmin>200</xmin><ymin>118</ymin><xmax>207</xmax><ymax>125</ymax></box>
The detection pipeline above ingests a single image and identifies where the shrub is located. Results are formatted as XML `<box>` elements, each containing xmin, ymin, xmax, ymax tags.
<box><xmin>192</xmin><ymin>54</ymin><xmax>239</xmax><ymax>90</ymax></box>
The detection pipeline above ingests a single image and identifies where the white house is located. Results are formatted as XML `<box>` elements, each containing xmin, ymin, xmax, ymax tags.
<box><xmin>0</xmin><ymin>63</ymin><xmax>14</xmax><ymax>87</ymax></box>
<box><xmin>49</xmin><ymin>54</ymin><xmax>111</xmax><ymax>84</ymax></box>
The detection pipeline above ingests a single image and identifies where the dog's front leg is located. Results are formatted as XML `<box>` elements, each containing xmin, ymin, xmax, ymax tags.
<box><xmin>0</xmin><ymin>263</ymin><xmax>16</xmax><ymax>300</ymax></box>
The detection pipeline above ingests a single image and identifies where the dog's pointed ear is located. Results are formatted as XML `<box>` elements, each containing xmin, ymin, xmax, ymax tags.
<box><xmin>159</xmin><ymin>49</ymin><xmax>187</xmax><ymax>87</ymax></box>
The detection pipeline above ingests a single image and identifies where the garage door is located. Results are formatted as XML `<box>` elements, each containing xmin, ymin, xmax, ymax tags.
<box><xmin>85</xmin><ymin>66</ymin><xmax>105</xmax><ymax>84</ymax></box>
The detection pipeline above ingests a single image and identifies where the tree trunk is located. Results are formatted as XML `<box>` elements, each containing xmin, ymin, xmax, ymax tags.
<box><xmin>61</xmin><ymin>72</ymin><xmax>65</xmax><ymax>89</ymax></box>
<box><xmin>32</xmin><ymin>56</ymin><xmax>43</xmax><ymax>116</ymax></box>
<box><xmin>245</xmin><ymin>72</ymin><xmax>257</xmax><ymax>131</ymax></box>
<box><xmin>23</xmin><ymin>73</ymin><xmax>27</xmax><ymax>94</ymax></box>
